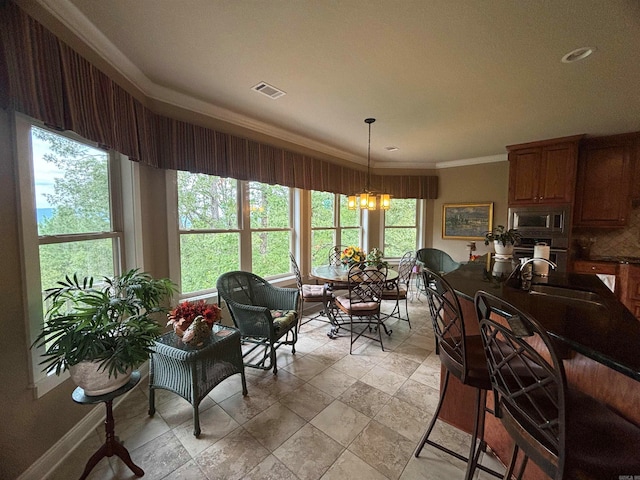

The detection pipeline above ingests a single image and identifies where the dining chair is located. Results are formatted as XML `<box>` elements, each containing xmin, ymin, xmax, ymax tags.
<box><xmin>380</xmin><ymin>251</ymin><xmax>415</xmax><ymax>326</ymax></box>
<box><xmin>289</xmin><ymin>252</ymin><xmax>332</xmax><ymax>332</ymax></box>
<box><xmin>216</xmin><ymin>271</ymin><xmax>299</xmax><ymax>374</ymax></box>
<box><xmin>416</xmin><ymin>247</ymin><xmax>461</xmax><ymax>274</ymax></box>
<box><xmin>334</xmin><ymin>262</ymin><xmax>390</xmax><ymax>353</ymax></box>
<box><xmin>475</xmin><ymin>290</ymin><xmax>640</xmax><ymax>480</ymax></box>
<box><xmin>414</xmin><ymin>268</ymin><xmax>502</xmax><ymax>480</ymax></box>
<box><xmin>326</xmin><ymin>244</ymin><xmax>350</xmax><ymax>291</ymax></box>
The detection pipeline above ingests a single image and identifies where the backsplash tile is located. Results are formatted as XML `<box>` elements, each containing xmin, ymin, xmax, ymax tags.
<box><xmin>574</xmin><ymin>207</ymin><xmax>640</xmax><ymax>258</ymax></box>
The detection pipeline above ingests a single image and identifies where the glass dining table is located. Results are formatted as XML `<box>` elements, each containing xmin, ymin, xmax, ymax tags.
<box><xmin>310</xmin><ymin>264</ymin><xmax>399</xmax><ymax>338</ymax></box>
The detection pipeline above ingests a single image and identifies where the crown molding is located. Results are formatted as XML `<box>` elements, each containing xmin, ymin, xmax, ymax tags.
<box><xmin>435</xmin><ymin>154</ymin><xmax>507</xmax><ymax>169</ymax></box>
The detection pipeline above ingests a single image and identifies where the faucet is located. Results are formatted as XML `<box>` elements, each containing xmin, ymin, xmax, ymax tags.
<box><xmin>507</xmin><ymin>258</ymin><xmax>558</xmax><ymax>290</ymax></box>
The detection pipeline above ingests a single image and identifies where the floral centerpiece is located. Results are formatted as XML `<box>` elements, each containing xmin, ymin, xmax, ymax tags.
<box><xmin>340</xmin><ymin>246</ymin><xmax>366</xmax><ymax>266</ymax></box>
<box><xmin>167</xmin><ymin>300</ymin><xmax>222</xmax><ymax>339</ymax></box>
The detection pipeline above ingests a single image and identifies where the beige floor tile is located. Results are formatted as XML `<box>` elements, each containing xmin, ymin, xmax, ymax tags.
<box><xmin>282</xmin><ymin>354</ymin><xmax>329</xmax><ymax>381</ymax></box>
<box><xmin>331</xmin><ymin>353</ymin><xmax>378</xmax><ymax>379</ymax></box>
<box><xmin>404</xmin><ymin>332</ymin><xmax>436</xmax><ymax>351</ymax></box>
<box><xmin>359</xmin><ymin>366</ymin><xmax>408</xmax><ymax>396</ymax></box>
<box><xmin>172</xmin><ymin>404</ymin><xmax>241</xmax><ymax>457</ymax></box>
<box><xmin>194</xmin><ymin>427</ymin><xmax>270</xmax><ymax>480</ymax></box>
<box><xmin>218</xmin><ymin>385</ymin><xmax>278</xmax><ymax>424</ymax></box>
<box><xmin>273</xmin><ymin>424</ymin><xmax>344</xmax><ymax>480</ymax></box>
<box><xmin>278</xmin><ymin>382</ymin><xmax>335</xmax><ymax>421</ymax></box>
<box><xmin>108</xmin><ymin>409</ymin><xmax>170</xmax><ymax>452</ymax></box>
<box><xmin>394</xmin><ymin>378</ymin><xmax>440</xmax><ymax>412</ymax></box>
<box><xmin>308</xmin><ymin>366</ymin><xmax>358</xmax><ymax>397</ymax></box>
<box><xmin>394</xmin><ymin>343</ymin><xmax>431</xmax><ymax>363</ymax></box>
<box><xmin>400</xmin><ymin>449</ymin><xmax>467</xmax><ymax>479</ymax></box>
<box><xmin>310</xmin><ymin>400</ymin><xmax>370</xmax><ymax>446</ymax></box>
<box><xmin>208</xmin><ymin>373</ymin><xmax>247</xmax><ymax>403</ymax></box>
<box><xmin>153</xmin><ymin>392</ymin><xmax>215</xmax><ymax>429</ymax></box>
<box><xmin>161</xmin><ymin>459</ymin><xmax>208</xmax><ymax>479</ymax></box>
<box><xmin>111</xmin><ymin>430</ymin><xmax>190</xmax><ymax>479</ymax></box>
<box><xmin>305</xmin><ymin>342</ymin><xmax>348</xmax><ymax>367</ymax></box>
<box><xmin>320</xmin><ymin>450</ymin><xmax>388</xmax><ymax>480</ymax></box>
<box><xmin>410</xmin><ymin>360</ymin><xmax>441</xmax><ymax>390</ymax></box>
<box><xmin>248</xmin><ymin>367</ymin><xmax>306</xmax><ymax>399</ymax></box>
<box><xmin>338</xmin><ymin>381</ymin><xmax>391</xmax><ymax>417</ymax></box>
<box><xmin>376</xmin><ymin>351</ymin><xmax>421</xmax><ymax>377</ymax></box>
<box><xmin>244</xmin><ymin>454</ymin><xmax>299</xmax><ymax>480</ymax></box>
<box><xmin>47</xmin><ymin>431</ymin><xmax>113</xmax><ymax>480</ymax></box>
<box><xmin>348</xmin><ymin>420</ymin><xmax>415</xmax><ymax>480</ymax></box>
<box><xmin>243</xmin><ymin>402</ymin><xmax>306</xmax><ymax>451</ymax></box>
<box><xmin>374</xmin><ymin>396</ymin><xmax>430</xmax><ymax>442</ymax></box>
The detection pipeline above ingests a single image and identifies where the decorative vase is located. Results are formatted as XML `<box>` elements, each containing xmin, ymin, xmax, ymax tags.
<box><xmin>494</xmin><ymin>240</ymin><xmax>514</xmax><ymax>257</ymax></box>
<box><xmin>182</xmin><ymin>316</ymin><xmax>211</xmax><ymax>347</ymax></box>
<box><xmin>69</xmin><ymin>361</ymin><xmax>132</xmax><ymax>396</ymax></box>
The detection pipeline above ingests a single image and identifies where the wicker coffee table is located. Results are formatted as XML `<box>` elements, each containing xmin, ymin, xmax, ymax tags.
<box><xmin>148</xmin><ymin>325</ymin><xmax>247</xmax><ymax>437</ymax></box>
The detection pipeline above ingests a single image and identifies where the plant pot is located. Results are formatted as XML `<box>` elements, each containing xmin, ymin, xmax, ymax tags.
<box><xmin>69</xmin><ymin>361</ymin><xmax>132</xmax><ymax>396</ymax></box>
<box><xmin>493</xmin><ymin>240</ymin><xmax>514</xmax><ymax>257</ymax></box>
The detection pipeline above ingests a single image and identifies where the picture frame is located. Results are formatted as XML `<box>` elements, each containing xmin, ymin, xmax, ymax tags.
<box><xmin>442</xmin><ymin>202</ymin><xmax>493</xmax><ymax>240</ymax></box>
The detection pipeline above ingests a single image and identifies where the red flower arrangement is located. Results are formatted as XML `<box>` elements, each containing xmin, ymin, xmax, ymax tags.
<box><xmin>167</xmin><ymin>300</ymin><xmax>222</xmax><ymax>337</ymax></box>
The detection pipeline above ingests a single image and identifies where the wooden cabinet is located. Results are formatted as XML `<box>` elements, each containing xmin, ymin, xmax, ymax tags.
<box><xmin>619</xmin><ymin>264</ymin><xmax>640</xmax><ymax>320</ymax></box>
<box><xmin>507</xmin><ymin>135</ymin><xmax>582</xmax><ymax>206</ymax></box>
<box><xmin>573</xmin><ymin>133</ymin><xmax>638</xmax><ymax>227</ymax></box>
<box><xmin>573</xmin><ymin>260</ymin><xmax>618</xmax><ymax>276</ymax></box>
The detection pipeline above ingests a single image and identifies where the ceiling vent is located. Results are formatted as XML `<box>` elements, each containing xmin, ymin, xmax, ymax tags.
<box><xmin>251</xmin><ymin>82</ymin><xmax>286</xmax><ymax>99</ymax></box>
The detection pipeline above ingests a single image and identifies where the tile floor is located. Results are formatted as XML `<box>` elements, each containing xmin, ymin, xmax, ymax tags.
<box><xmin>48</xmin><ymin>298</ymin><xmax>505</xmax><ymax>480</ymax></box>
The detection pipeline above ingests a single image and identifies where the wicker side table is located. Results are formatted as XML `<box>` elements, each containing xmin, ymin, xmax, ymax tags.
<box><xmin>148</xmin><ymin>325</ymin><xmax>247</xmax><ymax>437</ymax></box>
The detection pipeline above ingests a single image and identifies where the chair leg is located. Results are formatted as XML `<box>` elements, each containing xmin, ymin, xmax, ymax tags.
<box><xmin>415</xmin><ymin>369</ymin><xmax>457</xmax><ymax>458</ymax></box>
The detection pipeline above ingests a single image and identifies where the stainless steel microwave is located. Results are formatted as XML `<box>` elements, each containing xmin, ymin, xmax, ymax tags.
<box><xmin>508</xmin><ymin>205</ymin><xmax>569</xmax><ymax>238</ymax></box>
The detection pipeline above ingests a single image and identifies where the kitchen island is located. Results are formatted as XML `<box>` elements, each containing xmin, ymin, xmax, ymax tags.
<box><xmin>438</xmin><ymin>255</ymin><xmax>640</xmax><ymax>479</ymax></box>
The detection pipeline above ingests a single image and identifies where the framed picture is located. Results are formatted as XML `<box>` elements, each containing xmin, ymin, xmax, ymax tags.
<box><xmin>442</xmin><ymin>203</ymin><xmax>493</xmax><ymax>240</ymax></box>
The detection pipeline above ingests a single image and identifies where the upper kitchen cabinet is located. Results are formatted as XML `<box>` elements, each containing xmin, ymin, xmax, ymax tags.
<box><xmin>573</xmin><ymin>133</ymin><xmax>639</xmax><ymax>228</ymax></box>
<box><xmin>507</xmin><ymin>135</ymin><xmax>583</xmax><ymax>206</ymax></box>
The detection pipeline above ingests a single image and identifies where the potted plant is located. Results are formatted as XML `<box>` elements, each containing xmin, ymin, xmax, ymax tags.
<box><xmin>32</xmin><ymin>269</ymin><xmax>176</xmax><ymax>395</ymax></box>
<box><xmin>366</xmin><ymin>247</ymin><xmax>389</xmax><ymax>269</ymax></box>
<box><xmin>484</xmin><ymin>225</ymin><xmax>521</xmax><ymax>256</ymax></box>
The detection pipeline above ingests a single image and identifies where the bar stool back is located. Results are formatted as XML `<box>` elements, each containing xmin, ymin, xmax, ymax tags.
<box><xmin>475</xmin><ymin>290</ymin><xmax>640</xmax><ymax>480</ymax></box>
<box><xmin>414</xmin><ymin>268</ymin><xmax>502</xmax><ymax>480</ymax></box>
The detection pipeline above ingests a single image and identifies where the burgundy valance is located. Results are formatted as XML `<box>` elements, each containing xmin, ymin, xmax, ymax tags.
<box><xmin>0</xmin><ymin>2</ymin><xmax>437</xmax><ymax>199</ymax></box>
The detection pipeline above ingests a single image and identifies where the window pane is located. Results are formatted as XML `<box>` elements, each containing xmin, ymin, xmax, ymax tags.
<box><xmin>180</xmin><ymin>233</ymin><xmax>240</xmax><ymax>292</ymax></box>
<box><xmin>311</xmin><ymin>191</ymin><xmax>334</xmax><ymax>227</ymax></box>
<box><xmin>251</xmin><ymin>231</ymin><xmax>291</xmax><ymax>277</ymax></box>
<box><xmin>249</xmin><ymin>182</ymin><xmax>290</xmax><ymax>229</ymax></box>
<box><xmin>385</xmin><ymin>198</ymin><xmax>416</xmax><ymax>226</ymax></box>
<box><xmin>339</xmin><ymin>195</ymin><xmax>359</xmax><ymax>227</ymax></box>
<box><xmin>32</xmin><ymin>127</ymin><xmax>110</xmax><ymax>236</ymax></box>
<box><xmin>311</xmin><ymin>230</ymin><xmax>335</xmax><ymax>267</ymax></box>
<box><xmin>384</xmin><ymin>227</ymin><xmax>417</xmax><ymax>257</ymax></box>
<box><xmin>39</xmin><ymin>239</ymin><xmax>115</xmax><ymax>292</ymax></box>
<box><xmin>177</xmin><ymin>172</ymin><xmax>238</xmax><ymax>230</ymax></box>
<box><xmin>341</xmin><ymin>228</ymin><xmax>360</xmax><ymax>247</ymax></box>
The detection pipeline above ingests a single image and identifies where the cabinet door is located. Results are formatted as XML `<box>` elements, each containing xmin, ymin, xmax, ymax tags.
<box><xmin>574</xmin><ymin>136</ymin><xmax>633</xmax><ymax>227</ymax></box>
<box><xmin>508</xmin><ymin>148</ymin><xmax>541</xmax><ymax>205</ymax></box>
<box><xmin>619</xmin><ymin>264</ymin><xmax>640</xmax><ymax>320</ymax></box>
<box><xmin>538</xmin><ymin>142</ymin><xmax>578</xmax><ymax>204</ymax></box>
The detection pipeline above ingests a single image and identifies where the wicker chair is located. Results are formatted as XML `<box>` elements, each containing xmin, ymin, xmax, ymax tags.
<box><xmin>416</xmin><ymin>247</ymin><xmax>460</xmax><ymax>274</ymax></box>
<box><xmin>380</xmin><ymin>251</ymin><xmax>416</xmax><ymax>326</ymax></box>
<box><xmin>475</xmin><ymin>290</ymin><xmax>640</xmax><ymax>480</ymax></box>
<box><xmin>216</xmin><ymin>271</ymin><xmax>300</xmax><ymax>374</ymax></box>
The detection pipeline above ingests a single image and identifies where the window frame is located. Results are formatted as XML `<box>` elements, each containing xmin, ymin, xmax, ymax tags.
<box><xmin>382</xmin><ymin>198</ymin><xmax>420</xmax><ymax>259</ymax></box>
<box><xmin>15</xmin><ymin>113</ymin><xmax>134</xmax><ymax>398</ymax></box>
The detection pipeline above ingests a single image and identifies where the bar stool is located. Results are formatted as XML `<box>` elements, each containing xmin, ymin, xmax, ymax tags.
<box><xmin>475</xmin><ymin>290</ymin><xmax>640</xmax><ymax>479</ymax></box>
<box><xmin>414</xmin><ymin>268</ymin><xmax>502</xmax><ymax>480</ymax></box>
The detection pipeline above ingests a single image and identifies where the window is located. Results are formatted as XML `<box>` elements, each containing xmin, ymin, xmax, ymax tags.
<box><xmin>175</xmin><ymin>173</ymin><xmax>293</xmax><ymax>296</ymax></box>
<box><xmin>248</xmin><ymin>181</ymin><xmax>292</xmax><ymax>278</ymax></box>
<box><xmin>16</xmin><ymin>115</ymin><xmax>126</xmax><ymax>396</ymax></box>
<box><xmin>177</xmin><ymin>172</ymin><xmax>240</xmax><ymax>294</ymax></box>
<box><xmin>310</xmin><ymin>191</ymin><xmax>361</xmax><ymax>267</ymax></box>
<box><xmin>383</xmin><ymin>198</ymin><xmax>418</xmax><ymax>257</ymax></box>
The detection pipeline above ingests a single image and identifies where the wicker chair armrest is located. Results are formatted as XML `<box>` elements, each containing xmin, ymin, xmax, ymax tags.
<box><xmin>263</xmin><ymin>285</ymin><xmax>300</xmax><ymax>311</ymax></box>
<box><xmin>225</xmin><ymin>300</ymin><xmax>274</xmax><ymax>338</ymax></box>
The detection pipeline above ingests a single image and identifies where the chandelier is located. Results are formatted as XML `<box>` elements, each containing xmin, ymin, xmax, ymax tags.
<box><xmin>347</xmin><ymin>118</ymin><xmax>391</xmax><ymax>211</ymax></box>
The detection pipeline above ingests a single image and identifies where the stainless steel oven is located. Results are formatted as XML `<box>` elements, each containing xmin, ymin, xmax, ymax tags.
<box><xmin>508</xmin><ymin>205</ymin><xmax>571</xmax><ymax>272</ymax></box>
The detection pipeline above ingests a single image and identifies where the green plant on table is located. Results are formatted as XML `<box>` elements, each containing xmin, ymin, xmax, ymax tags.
<box><xmin>484</xmin><ymin>225</ymin><xmax>521</xmax><ymax>247</ymax></box>
<box><xmin>32</xmin><ymin>269</ymin><xmax>176</xmax><ymax>378</ymax></box>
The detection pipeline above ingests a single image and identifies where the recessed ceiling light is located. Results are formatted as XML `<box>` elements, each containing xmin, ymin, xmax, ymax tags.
<box><xmin>561</xmin><ymin>47</ymin><xmax>596</xmax><ymax>63</ymax></box>
<box><xmin>385</xmin><ymin>146</ymin><xmax>399</xmax><ymax>152</ymax></box>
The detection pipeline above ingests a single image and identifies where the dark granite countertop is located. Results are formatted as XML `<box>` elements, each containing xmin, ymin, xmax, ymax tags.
<box><xmin>586</xmin><ymin>256</ymin><xmax>640</xmax><ymax>265</ymax></box>
<box><xmin>444</xmin><ymin>255</ymin><xmax>640</xmax><ymax>381</ymax></box>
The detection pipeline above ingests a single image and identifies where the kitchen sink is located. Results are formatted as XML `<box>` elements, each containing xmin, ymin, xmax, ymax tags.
<box><xmin>528</xmin><ymin>284</ymin><xmax>604</xmax><ymax>306</ymax></box>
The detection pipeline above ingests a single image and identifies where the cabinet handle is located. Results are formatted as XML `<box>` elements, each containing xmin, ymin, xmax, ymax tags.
<box><xmin>591</xmin><ymin>266</ymin><xmax>596</xmax><ymax>270</ymax></box>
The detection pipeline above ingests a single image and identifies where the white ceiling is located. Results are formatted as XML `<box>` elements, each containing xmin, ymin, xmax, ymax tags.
<box><xmin>36</xmin><ymin>0</ymin><xmax>640</xmax><ymax>169</ymax></box>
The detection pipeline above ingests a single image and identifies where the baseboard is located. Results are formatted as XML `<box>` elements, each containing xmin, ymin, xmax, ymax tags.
<box><xmin>17</xmin><ymin>363</ymin><xmax>149</xmax><ymax>480</ymax></box>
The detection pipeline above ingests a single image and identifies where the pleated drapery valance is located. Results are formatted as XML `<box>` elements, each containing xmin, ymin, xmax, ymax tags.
<box><xmin>0</xmin><ymin>2</ymin><xmax>437</xmax><ymax>199</ymax></box>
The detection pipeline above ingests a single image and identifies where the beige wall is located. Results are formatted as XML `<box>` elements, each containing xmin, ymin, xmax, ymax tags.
<box><xmin>427</xmin><ymin>162</ymin><xmax>510</xmax><ymax>262</ymax></box>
